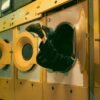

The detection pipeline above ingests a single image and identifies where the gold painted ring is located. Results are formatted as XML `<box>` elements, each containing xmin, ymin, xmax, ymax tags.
<box><xmin>0</xmin><ymin>39</ymin><xmax>10</xmax><ymax>69</ymax></box>
<box><xmin>13</xmin><ymin>32</ymin><xmax>37</xmax><ymax>72</ymax></box>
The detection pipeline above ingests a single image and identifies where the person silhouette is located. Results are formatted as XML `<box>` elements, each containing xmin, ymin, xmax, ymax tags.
<box><xmin>26</xmin><ymin>22</ymin><xmax>76</xmax><ymax>73</ymax></box>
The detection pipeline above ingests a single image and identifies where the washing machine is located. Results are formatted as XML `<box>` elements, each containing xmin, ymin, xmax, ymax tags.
<box><xmin>42</xmin><ymin>1</ymin><xmax>89</xmax><ymax>100</ymax></box>
<box><xmin>0</xmin><ymin>30</ymin><xmax>13</xmax><ymax>100</ymax></box>
<box><xmin>13</xmin><ymin>20</ymin><xmax>43</xmax><ymax>100</ymax></box>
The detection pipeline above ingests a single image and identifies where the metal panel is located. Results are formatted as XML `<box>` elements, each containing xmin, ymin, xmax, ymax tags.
<box><xmin>88</xmin><ymin>0</ymin><xmax>94</xmax><ymax>100</ymax></box>
<box><xmin>0</xmin><ymin>79</ymin><xmax>13</xmax><ymax>100</ymax></box>
<box><xmin>43</xmin><ymin>84</ymin><xmax>88</xmax><ymax>100</ymax></box>
<box><xmin>94</xmin><ymin>88</ymin><xmax>100</xmax><ymax>100</ymax></box>
<box><xmin>46</xmin><ymin>1</ymin><xmax>88</xmax><ymax>86</ymax></box>
<box><xmin>15</xmin><ymin>80</ymin><xmax>42</xmax><ymax>100</ymax></box>
<box><xmin>94</xmin><ymin>0</ymin><xmax>100</xmax><ymax>87</ymax></box>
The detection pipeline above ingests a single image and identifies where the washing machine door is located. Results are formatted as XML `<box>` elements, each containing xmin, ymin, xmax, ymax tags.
<box><xmin>75</xmin><ymin>8</ymin><xmax>88</xmax><ymax>72</ymax></box>
<box><xmin>13</xmin><ymin>30</ymin><xmax>38</xmax><ymax>72</ymax></box>
<box><xmin>0</xmin><ymin>38</ymin><xmax>11</xmax><ymax>69</ymax></box>
<box><xmin>46</xmin><ymin>2</ymin><xmax>88</xmax><ymax>73</ymax></box>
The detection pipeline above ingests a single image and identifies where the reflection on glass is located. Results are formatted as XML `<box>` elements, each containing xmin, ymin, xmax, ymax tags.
<box><xmin>1</xmin><ymin>0</ymin><xmax>10</xmax><ymax>12</ymax></box>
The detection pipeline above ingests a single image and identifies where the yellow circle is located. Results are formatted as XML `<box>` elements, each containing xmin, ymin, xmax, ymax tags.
<box><xmin>0</xmin><ymin>39</ymin><xmax>10</xmax><ymax>69</ymax></box>
<box><xmin>13</xmin><ymin>32</ymin><xmax>37</xmax><ymax>72</ymax></box>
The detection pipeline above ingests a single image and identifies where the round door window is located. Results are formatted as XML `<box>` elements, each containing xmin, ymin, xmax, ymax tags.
<box><xmin>22</xmin><ymin>43</ymin><xmax>33</xmax><ymax>61</ymax></box>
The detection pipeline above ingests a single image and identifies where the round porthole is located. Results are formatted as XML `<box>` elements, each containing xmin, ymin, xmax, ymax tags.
<box><xmin>22</xmin><ymin>43</ymin><xmax>33</xmax><ymax>61</ymax></box>
<box><xmin>13</xmin><ymin>32</ymin><xmax>37</xmax><ymax>72</ymax></box>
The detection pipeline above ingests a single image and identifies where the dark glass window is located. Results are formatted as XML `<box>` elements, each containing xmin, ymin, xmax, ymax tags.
<box><xmin>1</xmin><ymin>0</ymin><xmax>11</xmax><ymax>12</ymax></box>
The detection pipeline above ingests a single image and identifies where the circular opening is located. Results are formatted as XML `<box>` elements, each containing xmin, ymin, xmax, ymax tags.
<box><xmin>22</xmin><ymin>43</ymin><xmax>33</xmax><ymax>61</ymax></box>
<box><xmin>53</xmin><ymin>22</ymin><xmax>75</xmax><ymax>57</ymax></box>
<box><xmin>0</xmin><ymin>48</ymin><xmax>2</xmax><ymax>59</ymax></box>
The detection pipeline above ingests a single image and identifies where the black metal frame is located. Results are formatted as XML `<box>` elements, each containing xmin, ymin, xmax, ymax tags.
<box><xmin>88</xmin><ymin>0</ymin><xmax>94</xmax><ymax>100</ymax></box>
